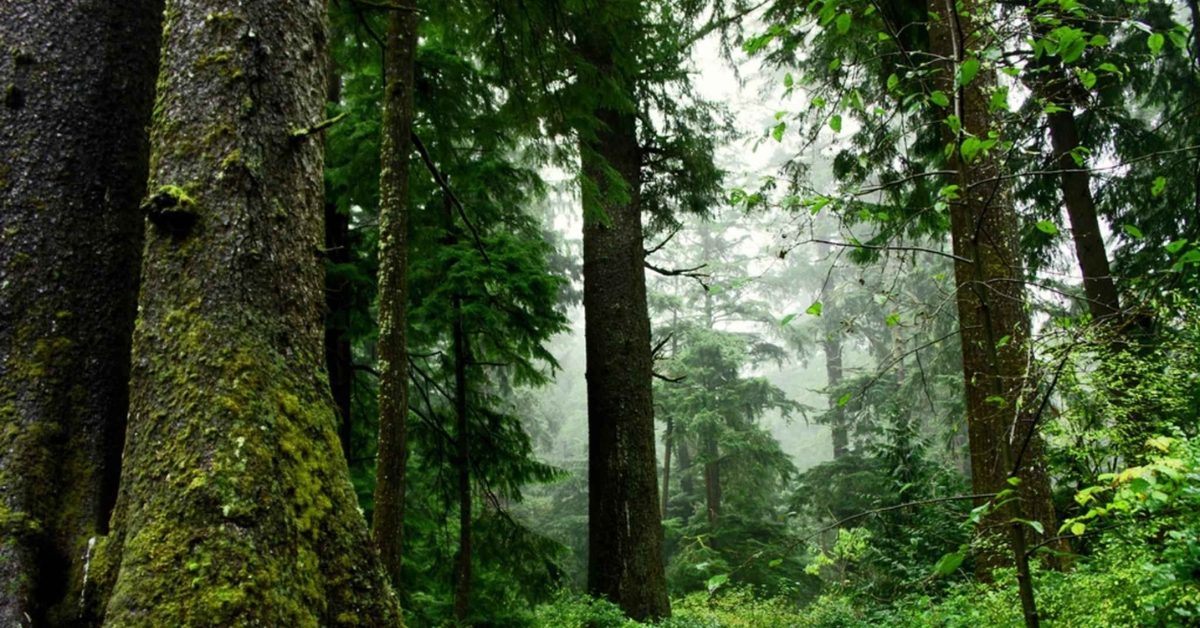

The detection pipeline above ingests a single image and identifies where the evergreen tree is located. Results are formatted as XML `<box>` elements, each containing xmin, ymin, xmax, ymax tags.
<box><xmin>0</xmin><ymin>2</ymin><xmax>162</xmax><ymax>623</ymax></box>
<box><xmin>95</xmin><ymin>1</ymin><xmax>400</xmax><ymax>623</ymax></box>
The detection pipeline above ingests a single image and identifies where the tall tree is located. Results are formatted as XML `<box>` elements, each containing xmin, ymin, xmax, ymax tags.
<box><xmin>95</xmin><ymin>1</ymin><xmax>400</xmax><ymax>623</ymax></box>
<box><xmin>0</xmin><ymin>2</ymin><xmax>161</xmax><ymax>624</ymax></box>
<box><xmin>373</xmin><ymin>0</ymin><xmax>420</xmax><ymax>588</ymax></box>
<box><xmin>573</xmin><ymin>4</ymin><xmax>671</xmax><ymax>618</ymax></box>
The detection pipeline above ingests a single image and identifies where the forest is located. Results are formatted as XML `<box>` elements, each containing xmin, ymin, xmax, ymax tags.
<box><xmin>1</xmin><ymin>0</ymin><xmax>1198</xmax><ymax>625</ymax></box>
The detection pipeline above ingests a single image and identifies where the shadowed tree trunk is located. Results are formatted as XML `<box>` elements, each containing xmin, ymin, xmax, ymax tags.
<box><xmin>677</xmin><ymin>439</ymin><xmax>696</xmax><ymax>521</ymax></box>
<box><xmin>373</xmin><ymin>0</ymin><xmax>419</xmax><ymax>589</ymax></box>
<box><xmin>452</xmin><ymin>293</ymin><xmax>472</xmax><ymax>623</ymax></box>
<box><xmin>576</xmin><ymin>10</ymin><xmax>671</xmax><ymax>619</ymax></box>
<box><xmin>94</xmin><ymin>0</ymin><xmax>401</xmax><ymax>623</ymax></box>
<box><xmin>927</xmin><ymin>0</ymin><xmax>1064</xmax><ymax>621</ymax></box>
<box><xmin>0</xmin><ymin>2</ymin><xmax>161</xmax><ymax>624</ymax></box>
<box><xmin>818</xmin><ymin>250</ymin><xmax>848</xmax><ymax>458</ymax></box>
<box><xmin>703</xmin><ymin>436</ymin><xmax>721</xmax><ymax>525</ymax></box>
<box><xmin>324</xmin><ymin>51</ymin><xmax>355</xmax><ymax>456</ymax></box>
<box><xmin>661</xmin><ymin>416</ymin><xmax>673</xmax><ymax>518</ymax></box>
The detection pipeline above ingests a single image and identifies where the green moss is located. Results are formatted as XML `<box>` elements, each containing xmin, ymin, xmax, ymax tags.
<box><xmin>156</xmin><ymin>184</ymin><xmax>196</xmax><ymax>208</ymax></box>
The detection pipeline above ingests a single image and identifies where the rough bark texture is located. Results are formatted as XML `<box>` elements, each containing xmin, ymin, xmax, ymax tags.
<box><xmin>0</xmin><ymin>2</ymin><xmax>161</xmax><ymax>624</ymax></box>
<box><xmin>927</xmin><ymin>0</ymin><xmax>1062</xmax><ymax>577</ymax></box>
<box><xmin>372</xmin><ymin>0</ymin><xmax>418</xmax><ymax>589</ymax></box>
<box><xmin>94</xmin><ymin>1</ymin><xmax>401</xmax><ymax>624</ymax></box>
<box><xmin>578</xmin><ymin>21</ymin><xmax>671</xmax><ymax>620</ymax></box>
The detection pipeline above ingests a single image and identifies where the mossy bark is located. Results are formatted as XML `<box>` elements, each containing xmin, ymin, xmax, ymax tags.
<box><xmin>926</xmin><ymin>0</ymin><xmax>1064</xmax><ymax>582</ymax></box>
<box><xmin>0</xmin><ymin>1</ymin><xmax>162</xmax><ymax>624</ymax></box>
<box><xmin>372</xmin><ymin>0</ymin><xmax>419</xmax><ymax>590</ymax></box>
<box><xmin>576</xmin><ymin>9</ymin><xmax>671</xmax><ymax>620</ymax></box>
<box><xmin>95</xmin><ymin>1</ymin><xmax>401</xmax><ymax>624</ymax></box>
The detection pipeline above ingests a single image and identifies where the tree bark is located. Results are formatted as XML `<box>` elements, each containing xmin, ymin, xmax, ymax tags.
<box><xmin>577</xmin><ymin>16</ymin><xmax>671</xmax><ymax>620</ymax></box>
<box><xmin>372</xmin><ymin>0</ymin><xmax>419</xmax><ymax>589</ymax></box>
<box><xmin>95</xmin><ymin>1</ymin><xmax>401</xmax><ymax>623</ymax></box>
<box><xmin>703</xmin><ymin>436</ymin><xmax>722</xmax><ymax>525</ymax></box>
<box><xmin>927</xmin><ymin>0</ymin><xmax>1063</xmax><ymax>585</ymax></box>
<box><xmin>0</xmin><ymin>2</ymin><xmax>161</xmax><ymax>624</ymax></box>
<box><xmin>820</xmin><ymin>263</ymin><xmax>848</xmax><ymax>458</ymax></box>
<box><xmin>677</xmin><ymin>440</ymin><xmax>696</xmax><ymax>521</ymax></box>
<box><xmin>452</xmin><ymin>294</ymin><xmax>472</xmax><ymax>623</ymax></box>
<box><xmin>661</xmin><ymin>416</ymin><xmax>673</xmax><ymax>518</ymax></box>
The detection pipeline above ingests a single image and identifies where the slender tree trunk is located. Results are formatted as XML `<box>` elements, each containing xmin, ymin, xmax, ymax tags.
<box><xmin>326</xmin><ymin>200</ymin><xmax>356</xmax><ymax>456</ymax></box>
<box><xmin>577</xmin><ymin>14</ymin><xmax>671</xmax><ymax>619</ymax></box>
<box><xmin>677</xmin><ymin>440</ymin><xmax>696</xmax><ymax>521</ymax></box>
<box><xmin>95</xmin><ymin>1</ymin><xmax>401</xmax><ymax>623</ymax></box>
<box><xmin>820</xmin><ymin>263</ymin><xmax>848</xmax><ymax>458</ymax></box>
<box><xmin>373</xmin><ymin>0</ymin><xmax>419</xmax><ymax>588</ymax></box>
<box><xmin>927</xmin><ymin>0</ymin><xmax>1062</xmax><ymax>592</ymax></box>
<box><xmin>324</xmin><ymin>51</ymin><xmax>355</xmax><ymax>456</ymax></box>
<box><xmin>0</xmin><ymin>2</ymin><xmax>161</xmax><ymax>624</ymax></box>
<box><xmin>1021</xmin><ymin>8</ymin><xmax>1120</xmax><ymax>321</ymax></box>
<box><xmin>703</xmin><ymin>436</ymin><xmax>722</xmax><ymax>525</ymax></box>
<box><xmin>661</xmin><ymin>416</ymin><xmax>673</xmax><ymax>518</ymax></box>
<box><xmin>452</xmin><ymin>293</ymin><xmax>473</xmax><ymax>623</ymax></box>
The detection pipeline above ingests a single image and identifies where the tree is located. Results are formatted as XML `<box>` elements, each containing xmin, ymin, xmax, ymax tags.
<box><xmin>94</xmin><ymin>1</ymin><xmax>400</xmax><ymax>623</ymax></box>
<box><xmin>0</xmin><ymin>2</ymin><xmax>162</xmax><ymax>624</ymax></box>
<box><xmin>373</xmin><ymin>0</ymin><xmax>419</xmax><ymax>589</ymax></box>
<box><xmin>572</xmin><ymin>4</ymin><xmax>672</xmax><ymax>619</ymax></box>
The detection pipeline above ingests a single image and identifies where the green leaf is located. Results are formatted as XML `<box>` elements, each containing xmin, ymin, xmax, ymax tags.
<box><xmin>772</xmin><ymin>122</ymin><xmax>786</xmax><ymax>142</ymax></box>
<box><xmin>887</xmin><ymin>72</ymin><xmax>900</xmax><ymax>92</ymax></box>
<box><xmin>1151</xmin><ymin>176</ymin><xmax>1166</xmax><ymax>197</ymax></box>
<box><xmin>706</xmin><ymin>573</ymin><xmax>729</xmax><ymax>593</ymax></box>
<box><xmin>780</xmin><ymin>313</ymin><xmax>797</xmax><ymax>327</ymax></box>
<box><xmin>1023</xmin><ymin>519</ymin><xmax>1045</xmax><ymax>535</ymax></box>
<box><xmin>961</xmin><ymin>137</ymin><xmax>983</xmax><ymax>162</ymax></box>
<box><xmin>829</xmin><ymin>115</ymin><xmax>842</xmax><ymax>133</ymax></box>
<box><xmin>1035</xmin><ymin>220</ymin><xmax>1059</xmax><ymax>235</ymax></box>
<box><xmin>837</xmin><ymin>393</ymin><xmax>851</xmax><ymax>407</ymax></box>
<box><xmin>1077</xmin><ymin>69</ymin><xmax>1096</xmax><ymax>89</ymax></box>
<box><xmin>933</xmin><ymin>551</ymin><xmax>965</xmax><ymax>576</ymax></box>
<box><xmin>885</xmin><ymin>312</ymin><xmax>900</xmax><ymax>327</ymax></box>
<box><xmin>1122</xmin><ymin>224</ymin><xmax>1144</xmax><ymax>239</ymax></box>
<box><xmin>768</xmin><ymin>558</ymin><xmax>783</xmax><ymax>568</ymax></box>
<box><xmin>1148</xmin><ymin>33</ymin><xmax>1164</xmax><ymax>54</ymax></box>
<box><xmin>1165</xmin><ymin>239</ymin><xmax>1189</xmax><ymax>254</ymax></box>
<box><xmin>929</xmin><ymin>91</ymin><xmax>950</xmax><ymax>108</ymax></box>
<box><xmin>806</xmin><ymin>301</ymin><xmax>823</xmax><ymax>316</ymax></box>
<box><xmin>958</xmin><ymin>58</ymin><xmax>981</xmax><ymax>86</ymax></box>
<box><xmin>836</xmin><ymin>12</ymin><xmax>852</xmax><ymax>34</ymax></box>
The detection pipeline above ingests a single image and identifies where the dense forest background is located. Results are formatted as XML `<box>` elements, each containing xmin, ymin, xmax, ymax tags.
<box><xmin>2</xmin><ymin>0</ymin><xmax>1199</xmax><ymax>625</ymax></box>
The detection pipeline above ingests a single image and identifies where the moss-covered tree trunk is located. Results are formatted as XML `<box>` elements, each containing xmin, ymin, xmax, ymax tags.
<box><xmin>95</xmin><ymin>1</ymin><xmax>402</xmax><ymax>624</ymax></box>
<box><xmin>0</xmin><ymin>2</ymin><xmax>162</xmax><ymax>624</ymax></box>
<box><xmin>577</xmin><ymin>10</ymin><xmax>671</xmax><ymax>620</ymax></box>
<box><xmin>372</xmin><ymin>0</ymin><xmax>419</xmax><ymax>589</ymax></box>
<box><xmin>928</xmin><ymin>0</ymin><xmax>1063</xmax><ymax>592</ymax></box>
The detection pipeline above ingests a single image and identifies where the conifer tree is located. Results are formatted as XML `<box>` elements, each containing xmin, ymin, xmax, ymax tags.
<box><xmin>96</xmin><ymin>1</ymin><xmax>400</xmax><ymax>623</ymax></box>
<box><xmin>0</xmin><ymin>2</ymin><xmax>161</xmax><ymax>623</ymax></box>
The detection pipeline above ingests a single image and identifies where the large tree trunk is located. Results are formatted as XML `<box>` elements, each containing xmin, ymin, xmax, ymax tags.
<box><xmin>927</xmin><ymin>0</ymin><xmax>1062</xmax><ymax>590</ymax></box>
<box><xmin>372</xmin><ymin>0</ymin><xmax>419</xmax><ymax>589</ymax></box>
<box><xmin>702</xmin><ymin>436</ymin><xmax>722</xmax><ymax>525</ymax></box>
<box><xmin>0</xmin><ymin>2</ymin><xmax>161</xmax><ymax>624</ymax></box>
<box><xmin>677</xmin><ymin>440</ymin><xmax>696</xmax><ymax>521</ymax></box>
<box><xmin>95</xmin><ymin>1</ymin><xmax>401</xmax><ymax>623</ymax></box>
<box><xmin>577</xmin><ymin>21</ymin><xmax>671</xmax><ymax>620</ymax></box>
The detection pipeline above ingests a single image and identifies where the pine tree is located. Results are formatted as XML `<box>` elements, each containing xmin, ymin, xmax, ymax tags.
<box><xmin>0</xmin><ymin>2</ymin><xmax>162</xmax><ymax>623</ymax></box>
<box><xmin>95</xmin><ymin>1</ymin><xmax>400</xmax><ymax>623</ymax></box>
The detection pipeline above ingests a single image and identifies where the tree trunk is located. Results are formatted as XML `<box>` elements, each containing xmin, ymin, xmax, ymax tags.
<box><xmin>0</xmin><ymin>2</ymin><xmax>161</xmax><ymax>624</ymax></box>
<box><xmin>820</xmin><ymin>267</ymin><xmax>848</xmax><ymax>458</ymax></box>
<box><xmin>927</xmin><ymin>0</ymin><xmax>1062</xmax><ymax>586</ymax></box>
<box><xmin>661</xmin><ymin>416</ymin><xmax>673</xmax><ymax>518</ymax></box>
<box><xmin>372</xmin><ymin>0</ymin><xmax>419</xmax><ymax>589</ymax></box>
<box><xmin>452</xmin><ymin>293</ymin><xmax>473</xmax><ymax>623</ymax></box>
<box><xmin>324</xmin><ymin>49</ymin><xmax>355</xmax><ymax>457</ymax></box>
<box><xmin>703</xmin><ymin>436</ymin><xmax>722</xmax><ymax>525</ymax></box>
<box><xmin>677</xmin><ymin>440</ymin><xmax>696</xmax><ymax>521</ymax></box>
<box><xmin>577</xmin><ymin>20</ymin><xmax>671</xmax><ymax>620</ymax></box>
<box><xmin>95</xmin><ymin>1</ymin><xmax>401</xmax><ymax>623</ymax></box>
<box><xmin>1022</xmin><ymin>9</ymin><xmax>1120</xmax><ymax>321</ymax></box>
